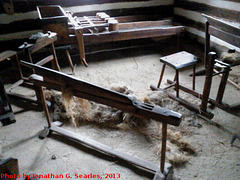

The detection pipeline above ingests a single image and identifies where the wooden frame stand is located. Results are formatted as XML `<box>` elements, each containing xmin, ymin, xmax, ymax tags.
<box><xmin>203</xmin><ymin>14</ymin><xmax>240</xmax><ymax>112</ymax></box>
<box><xmin>21</xmin><ymin>61</ymin><xmax>182</xmax><ymax>179</ymax></box>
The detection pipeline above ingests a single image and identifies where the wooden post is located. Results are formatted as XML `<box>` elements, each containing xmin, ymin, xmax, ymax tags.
<box><xmin>204</xmin><ymin>20</ymin><xmax>210</xmax><ymax>67</ymax></box>
<box><xmin>161</xmin><ymin>123</ymin><xmax>167</xmax><ymax>173</ymax></box>
<box><xmin>200</xmin><ymin>52</ymin><xmax>216</xmax><ymax>111</ymax></box>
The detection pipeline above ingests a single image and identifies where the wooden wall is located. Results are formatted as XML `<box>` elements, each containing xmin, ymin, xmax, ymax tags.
<box><xmin>0</xmin><ymin>0</ymin><xmax>174</xmax><ymax>51</ymax></box>
<box><xmin>174</xmin><ymin>0</ymin><xmax>240</xmax><ymax>52</ymax></box>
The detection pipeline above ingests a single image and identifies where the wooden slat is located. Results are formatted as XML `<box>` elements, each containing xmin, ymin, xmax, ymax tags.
<box><xmin>209</xmin><ymin>26</ymin><xmax>240</xmax><ymax>48</ymax></box>
<box><xmin>118</xmin><ymin>20</ymin><xmax>172</xmax><ymax>30</ymax></box>
<box><xmin>28</xmin><ymin>35</ymin><xmax>58</xmax><ymax>54</ymax></box>
<box><xmin>36</xmin><ymin>55</ymin><xmax>54</xmax><ymax>66</ymax></box>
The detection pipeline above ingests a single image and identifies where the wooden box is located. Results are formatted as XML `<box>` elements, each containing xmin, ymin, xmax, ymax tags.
<box><xmin>37</xmin><ymin>5</ymin><xmax>69</xmax><ymax>38</ymax></box>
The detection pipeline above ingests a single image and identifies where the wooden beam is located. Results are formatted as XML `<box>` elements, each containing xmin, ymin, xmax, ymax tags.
<box><xmin>24</xmin><ymin>62</ymin><xmax>182</xmax><ymax>126</ymax></box>
<box><xmin>84</xmin><ymin>26</ymin><xmax>185</xmax><ymax>44</ymax></box>
<box><xmin>50</xmin><ymin>124</ymin><xmax>168</xmax><ymax>178</ymax></box>
<box><xmin>209</xmin><ymin>26</ymin><xmax>240</xmax><ymax>48</ymax></box>
<box><xmin>203</xmin><ymin>14</ymin><xmax>240</xmax><ymax>37</ymax></box>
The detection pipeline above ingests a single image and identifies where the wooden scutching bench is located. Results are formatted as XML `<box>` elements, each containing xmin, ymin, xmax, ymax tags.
<box><xmin>21</xmin><ymin>61</ymin><xmax>182</xmax><ymax>180</ymax></box>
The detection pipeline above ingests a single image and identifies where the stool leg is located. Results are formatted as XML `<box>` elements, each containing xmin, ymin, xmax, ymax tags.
<box><xmin>175</xmin><ymin>70</ymin><xmax>179</xmax><ymax>97</ymax></box>
<box><xmin>157</xmin><ymin>64</ymin><xmax>166</xmax><ymax>88</ymax></box>
<box><xmin>65</xmin><ymin>50</ymin><xmax>74</xmax><ymax>73</ymax></box>
<box><xmin>192</xmin><ymin>64</ymin><xmax>196</xmax><ymax>90</ymax></box>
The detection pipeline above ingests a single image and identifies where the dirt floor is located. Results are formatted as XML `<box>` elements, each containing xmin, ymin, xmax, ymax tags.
<box><xmin>1</xmin><ymin>41</ymin><xmax>240</xmax><ymax>180</ymax></box>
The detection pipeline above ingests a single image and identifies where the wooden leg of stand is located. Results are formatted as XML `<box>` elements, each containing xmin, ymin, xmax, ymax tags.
<box><xmin>65</xmin><ymin>50</ymin><xmax>74</xmax><ymax>73</ymax></box>
<box><xmin>50</xmin><ymin>43</ymin><xmax>61</xmax><ymax>71</ymax></box>
<box><xmin>38</xmin><ymin>86</ymin><xmax>52</xmax><ymax>139</ymax></box>
<box><xmin>161</xmin><ymin>123</ymin><xmax>167</xmax><ymax>174</ymax></box>
<box><xmin>193</xmin><ymin>64</ymin><xmax>196</xmax><ymax>90</ymax></box>
<box><xmin>39</xmin><ymin>86</ymin><xmax>51</xmax><ymax>128</ymax></box>
<box><xmin>157</xmin><ymin>64</ymin><xmax>166</xmax><ymax>88</ymax></box>
<box><xmin>34</xmin><ymin>86</ymin><xmax>43</xmax><ymax>109</ymax></box>
<box><xmin>175</xmin><ymin>70</ymin><xmax>179</xmax><ymax>98</ymax></box>
<box><xmin>15</xmin><ymin>54</ymin><xmax>23</xmax><ymax>79</ymax></box>
<box><xmin>200</xmin><ymin>52</ymin><xmax>216</xmax><ymax>112</ymax></box>
<box><xmin>75</xmin><ymin>29</ymin><xmax>88</xmax><ymax>67</ymax></box>
<box><xmin>216</xmin><ymin>68</ymin><xmax>230</xmax><ymax>104</ymax></box>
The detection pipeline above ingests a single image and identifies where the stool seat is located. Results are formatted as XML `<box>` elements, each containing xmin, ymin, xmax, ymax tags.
<box><xmin>160</xmin><ymin>51</ymin><xmax>198</xmax><ymax>69</ymax></box>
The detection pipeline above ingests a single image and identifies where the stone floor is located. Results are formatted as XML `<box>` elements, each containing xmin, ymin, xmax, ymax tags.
<box><xmin>1</xmin><ymin>42</ymin><xmax>240</xmax><ymax>180</ymax></box>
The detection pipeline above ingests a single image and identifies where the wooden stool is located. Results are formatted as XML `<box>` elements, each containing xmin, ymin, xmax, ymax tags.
<box><xmin>157</xmin><ymin>51</ymin><xmax>198</xmax><ymax>97</ymax></box>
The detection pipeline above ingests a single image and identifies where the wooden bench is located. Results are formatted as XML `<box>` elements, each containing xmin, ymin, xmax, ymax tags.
<box><xmin>37</xmin><ymin>5</ymin><xmax>185</xmax><ymax>66</ymax></box>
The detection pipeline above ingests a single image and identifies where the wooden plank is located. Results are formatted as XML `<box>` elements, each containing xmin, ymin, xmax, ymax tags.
<box><xmin>36</xmin><ymin>55</ymin><xmax>54</xmax><ymax>66</ymax></box>
<box><xmin>50</xmin><ymin>124</ymin><xmax>166</xmax><ymax>178</ymax></box>
<box><xmin>175</xmin><ymin>0</ymin><xmax>240</xmax><ymax>22</ymax></box>
<box><xmin>73</xmin><ymin>6</ymin><xmax>173</xmax><ymax>18</ymax></box>
<box><xmin>29</xmin><ymin>75</ymin><xmax>182</xmax><ymax>126</ymax></box>
<box><xmin>0</xmin><ymin>51</ymin><xmax>16</xmax><ymax>62</ymax></box>
<box><xmin>209</xmin><ymin>26</ymin><xmax>240</xmax><ymax>48</ymax></box>
<box><xmin>115</xmin><ymin>15</ymin><xmax>170</xmax><ymax>23</ymax></box>
<box><xmin>28</xmin><ymin>35</ymin><xmax>58</xmax><ymax>54</ymax></box>
<box><xmin>11</xmin><ymin>0</ymin><xmax>152</xmax><ymax>13</ymax></box>
<box><xmin>0</xmin><ymin>19</ymin><xmax>41</xmax><ymax>35</ymax></box>
<box><xmin>24</xmin><ymin>62</ymin><xmax>135</xmax><ymax>104</ymax></box>
<box><xmin>118</xmin><ymin>20</ymin><xmax>172</xmax><ymax>30</ymax></box>
<box><xmin>84</xmin><ymin>26</ymin><xmax>185</xmax><ymax>44</ymax></box>
<box><xmin>203</xmin><ymin>14</ymin><xmax>240</xmax><ymax>37</ymax></box>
